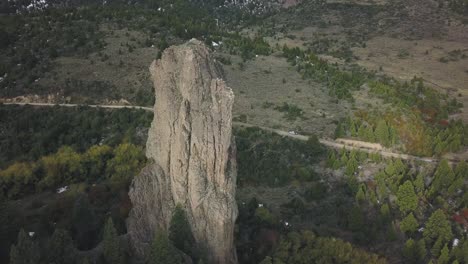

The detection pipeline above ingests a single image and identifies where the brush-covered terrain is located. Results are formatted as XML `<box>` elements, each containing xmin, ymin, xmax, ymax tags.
<box><xmin>1</xmin><ymin>0</ymin><xmax>468</xmax><ymax>264</ymax></box>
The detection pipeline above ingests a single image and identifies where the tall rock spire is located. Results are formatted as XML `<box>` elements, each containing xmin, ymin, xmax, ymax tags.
<box><xmin>127</xmin><ymin>39</ymin><xmax>238</xmax><ymax>264</ymax></box>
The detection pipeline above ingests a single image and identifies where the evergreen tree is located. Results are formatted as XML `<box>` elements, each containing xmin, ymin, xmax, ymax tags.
<box><xmin>10</xmin><ymin>229</ymin><xmax>40</xmax><ymax>264</ymax></box>
<box><xmin>355</xmin><ymin>184</ymin><xmax>366</xmax><ymax>203</ymax></box>
<box><xmin>447</xmin><ymin>177</ymin><xmax>463</xmax><ymax>195</ymax></box>
<box><xmin>47</xmin><ymin>229</ymin><xmax>76</xmax><ymax>264</ymax></box>
<box><xmin>259</xmin><ymin>256</ymin><xmax>273</xmax><ymax>264</ymax></box>
<box><xmin>400</xmin><ymin>213</ymin><xmax>418</xmax><ymax>234</ymax></box>
<box><xmin>430</xmin><ymin>160</ymin><xmax>455</xmax><ymax>195</ymax></box>
<box><xmin>340</xmin><ymin>148</ymin><xmax>348</xmax><ymax>165</ymax></box>
<box><xmin>454</xmin><ymin>161</ymin><xmax>467</xmax><ymax>180</ymax></box>
<box><xmin>384</xmin><ymin>160</ymin><xmax>396</xmax><ymax>176</ymax></box>
<box><xmin>169</xmin><ymin>205</ymin><xmax>194</xmax><ymax>255</ymax></box>
<box><xmin>451</xmin><ymin>238</ymin><xmax>468</xmax><ymax>263</ymax></box>
<box><xmin>379</xmin><ymin>204</ymin><xmax>391</xmax><ymax>224</ymax></box>
<box><xmin>431</xmin><ymin>237</ymin><xmax>444</xmax><ymax>257</ymax></box>
<box><xmin>103</xmin><ymin>218</ymin><xmax>124</xmax><ymax>264</ymax></box>
<box><xmin>72</xmin><ymin>194</ymin><xmax>98</xmax><ymax>250</ymax></box>
<box><xmin>349</xmin><ymin>119</ymin><xmax>358</xmax><ymax>137</ymax></box>
<box><xmin>334</xmin><ymin>122</ymin><xmax>345</xmax><ymax>138</ymax></box>
<box><xmin>424</xmin><ymin>209</ymin><xmax>453</xmax><ymax>245</ymax></box>
<box><xmin>403</xmin><ymin>239</ymin><xmax>417</xmax><ymax>263</ymax></box>
<box><xmin>376</xmin><ymin>173</ymin><xmax>388</xmax><ymax>200</ymax></box>
<box><xmin>347</xmin><ymin>206</ymin><xmax>364</xmax><ymax>232</ymax></box>
<box><xmin>326</xmin><ymin>150</ymin><xmax>336</xmax><ymax>168</ymax></box>
<box><xmin>375</xmin><ymin>120</ymin><xmax>390</xmax><ymax>146</ymax></box>
<box><xmin>404</xmin><ymin>238</ymin><xmax>426</xmax><ymax>263</ymax></box>
<box><xmin>394</xmin><ymin>159</ymin><xmax>406</xmax><ymax>176</ymax></box>
<box><xmin>396</xmin><ymin>181</ymin><xmax>418</xmax><ymax>213</ymax></box>
<box><xmin>358</xmin><ymin>124</ymin><xmax>367</xmax><ymax>140</ymax></box>
<box><xmin>438</xmin><ymin>244</ymin><xmax>450</xmax><ymax>264</ymax></box>
<box><xmin>345</xmin><ymin>155</ymin><xmax>358</xmax><ymax>176</ymax></box>
<box><xmin>365</xmin><ymin>126</ymin><xmax>375</xmax><ymax>142</ymax></box>
<box><xmin>415</xmin><ymin>239</ymin><xmax>427</xmax><ymax>263</ymax></box>
<box><xmin>389</xmin><ymin>126</ymin><xmax>398</xmax><ymax>145</ymax></box>
<box><xmin>413</xmin><ymin>173</ymin><xmax>425</xmax><ymax>194</ymax></box>
<box><xmin>149</xmin><ymin>230</ymin><xmax>182</xmax><ymax>264</ymax></box>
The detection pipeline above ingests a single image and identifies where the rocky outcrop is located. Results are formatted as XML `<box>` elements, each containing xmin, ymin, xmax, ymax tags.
<box><xmin>127</xmin><ymin>39</ymin><xmax>238</xmax><ymax>264</ymax></box>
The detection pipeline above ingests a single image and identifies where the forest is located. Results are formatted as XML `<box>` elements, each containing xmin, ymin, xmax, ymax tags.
<box><xmin>1</xmin><ymin>0</ymin><xmax>467</xmax><ymax>263</ymax></box>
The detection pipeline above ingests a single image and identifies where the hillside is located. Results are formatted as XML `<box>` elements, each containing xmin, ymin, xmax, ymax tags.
<box><xmin>0</xmin><ymin>0</ymin><xmax>468</xmax><ymax>264</ymax></box>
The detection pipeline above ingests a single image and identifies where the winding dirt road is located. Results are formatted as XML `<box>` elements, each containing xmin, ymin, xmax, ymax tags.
<box><xmin>1</xmin><ymin>102</ymin><xmax>153</xmax><ymax>111</ymax></box>
<box><xmin>231</xmin><ymin>122</ymin><xmax>438</xmax><ymax>163</ymax></box>
<box><xmin>0</xmin><ymin>102</ymin><xmax>446</xmax><ymax>163</ymax></box>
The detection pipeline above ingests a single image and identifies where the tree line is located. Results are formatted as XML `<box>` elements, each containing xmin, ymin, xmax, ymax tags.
<box><xmin>326</xmin><ymin>146</ymin><xmax>468</xmax><ymax>263</ymax></box>
<box><xmin>0</xmin><ymin>143</ymin><xmax>146</xmax><ymax>200</ymax></box>
<box><xmin>8</xmin><ymin>203</ymin><xmax>197</xmax><ymax>264</ymax></box>
<box><xmin>0</xmin><ymin>105</ymin><xmax>152</xmax><ymax>169</ymax></box>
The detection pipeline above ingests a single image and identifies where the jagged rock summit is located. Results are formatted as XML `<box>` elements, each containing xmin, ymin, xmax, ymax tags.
<box><xmin>127</xmin><ymin>39</ymin><xmax>238</xmax><ymax>264</ymax></box>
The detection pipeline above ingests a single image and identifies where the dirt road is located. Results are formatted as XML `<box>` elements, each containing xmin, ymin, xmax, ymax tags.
<box><xmin>1</xmin><ymin>102</ymin><xmax>153</xmax><ymax>111</ymax></box>
<box><xmin>232</xmin><ymin>122</ymin><xmax>438</xmax><ymax>163</ymax></box>
<box><xmin>1</xmin><ymin>102</ymin><xmax>443</xmax><ymax>163</ymax></box>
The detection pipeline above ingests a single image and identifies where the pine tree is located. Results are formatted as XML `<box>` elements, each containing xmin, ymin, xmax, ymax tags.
<box><xmin>103</xmin><ymin>218</ymin><xmax>124</xmax><ymax>264</ymax></box>
<box><xmin>454</xmin><ymin>161</ymin><xmax>467</xmax><ymax>180</ymax></box>
<box><xmin>415</xmin><ymin>239</ymin><xmax>427</xmax><ymax>262</ymax></box>
<box><xmin>149</xmin><ymin>230</ymin><xmax>182</xmax><ymax>264</ymax></box>
<box><xmin>413</xmin><ymin>173</ymin><xmax>425</xmax><ymax>194</ymax></box>
<box><xmin>424</xmin><ymin>209</ymin><xmax>453</xmax><ymax>245</ymax></box>
<box><xmin>396</xmin><ymin>181</ymin><xmax>418</xmax><ymax>213</ymax></box>
<box><xmin>358</xmin><ymin>124</ymin><xmax>367</xmax><ymax>140</ymax></box>
<box><xmin>438</xmin><ymin>244</ymin><xmax>450</xmax><ymax>264</ymax></box>
<box><xmin>379</xmin><ymin>204</ymin><xmax>391</xmax><ymax>224</ymax></box>
<box><xmin>430</xmin><ymin>160</ymin><xmax>455</xmax><ymax>195</ymax></box>
<box><xmin>72</xmin><ymin>194</ymin><xmax>97</xmax><ymax>249</ymax></box>
<box><xmin>375</xmin><ymin>120</ymin><xmax>390</xmax><ymax>146</ymax></box>
<box><xmin>403</xmin><ymin>238</ymin><xmax>426</xmax><ymax>263</ymax></box>
<box><xmin>326</xmin><ymin>150</ymin><xmax>336</xmax><ymax>168</ymax></box>
<box><xmin>10</xmin><ymin>229</ymin><xmax>40</xmax><ymax>264</ymax></box>
<box><xmin>384</xmin><ymin>160</ymin><xmax>396</xmax><ymax>176</ymax></box>
<box><xmin>349</xmin><ymin>119</ymin><xmax>358</xmax><ymax>137</ymax></box>
<box><xmin>355</xmin><ymin>185</ymin><xmax>366</xmax><ymax>203</ymax></box>
<box><xmin>448</xmin><ymin>177</ymin><xmax>463</xmax><ymax>195</ymax></box>
<box><xmin>47</xmin><ymin>228</ymin><xmax>76</xmax><ymax>264</ymax></box>
<box><xmin>394</xmin><ymin>159</ymin><xmax>406</xmax><ymax>176</ymax></box>
<box><xmin>365</xmin><ymin>125</ymin><xmax>375</xmax><ymax>142</ymax></box>
<box><xmin>334</xmin><ymin>122</ymin><xmax>345</xmax><ymax>138</ymax></box>
<box><xmin>169</xmin><ymin>205</ymin><xmax>194</xmax><ymax>255</ymax></box>
<box><xmin>451</xmin><ymin>238</ymin><xmax>468</xmax><ymax>263</ymax></box>
<box><xmin>431</xmin><ymin>237</ymin><xmax>444</xmax><ymax>257</ymax></box>
<box><xmin>376</xmin><ymin>174</ymin><xmax>388</xmax><ymax>200</ymax></box>
<box><xmin>400</xmin><ymin>213</ymin><xmax>418</xmax><ymax>234</ymax></box>
<box><xmin>345</xmin><ymin>156</ymin><xmax>358</xmax><ymax>176</ymax></box>
<box><xmin>403</xmin><ymin>239</ymin><xmax>416</xmax><ymax>263</ymax></box>
<box><xmin>389</xmin><ymin>126</ymin><xmax>398</xmax><ymax>145</ymax></box>
<box><xmin>259</xmin><ymin>256</ymin><xmax>273</xmax><ymax>264</ymax></box>
<box><xmin>340</xmin><ymin>148</ymin><xmax>348</xmax><ymax>165</ymax></box>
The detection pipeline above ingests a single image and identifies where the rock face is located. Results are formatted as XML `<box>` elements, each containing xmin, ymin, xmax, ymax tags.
<box><xmin>127</xmin><ymin>39</ymin><xmax>238</xmax><ymax>264</ymax></box>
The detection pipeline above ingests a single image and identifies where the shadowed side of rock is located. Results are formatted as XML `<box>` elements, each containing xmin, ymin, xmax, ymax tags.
<box><xmin>127</xmin><ymin>39</ymin><xmax>238</xmax><ymax>264</ymax></box>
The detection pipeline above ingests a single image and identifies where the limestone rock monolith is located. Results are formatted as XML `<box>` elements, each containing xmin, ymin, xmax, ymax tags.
<box><xmin>127</xmin><ymin>39</ymin><xmax>238</xmax><ymax>264</ymax></box>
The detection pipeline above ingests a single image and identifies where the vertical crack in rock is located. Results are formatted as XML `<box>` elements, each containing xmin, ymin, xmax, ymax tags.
<box><xmin>127</xmin><ymin>39</ymin><xmax>238</xmax><ymax>264</ymax></box>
